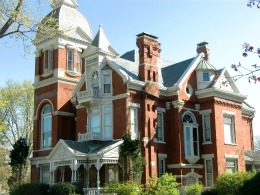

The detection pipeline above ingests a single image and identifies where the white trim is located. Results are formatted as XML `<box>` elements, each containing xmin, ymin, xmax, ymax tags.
<box><xmin>33</xmin><ymin>76</ymin><xmax>78</xmax><ymax>89</ymax></box>
<box><xmin>202</xmin><ymin>154</ymin><xmax>215</xmax><ymax>159</ymax></box>
<box><xmin>168</xmin><ymin>163</ymin><xmax>203</xmax><ymax>169</ymax></box>
<box><xmin>222</xmin><ymin>110</ymin><xmax>236</xmax><ymax>116</ymax></box>
<box><xmin>195</xmin><ymin>87</ymin><xmax>247</xmax><ymax>103</ymax></box>
<box><xmin>54</xmin><ymin>111</ymin><xmax>74</xmax><ymax>117</ymax></box>
<box><xmin>157</xmin><ymin>107</ymin><xmax>166</xmax><ymax>112</ymax></box>
<box><xmin>35</xmin><ymin>99</ymin><xmax>55</xmax><ymax>119</ymax></box>
<box><xmin>129</xmin><ymin>102</ymin><xmax>140</xmax><ymax>108</ymax></box>
<box><xmin>158</xmin><ymin>153</ymin><xmax>168</xmax><ymax>158</ymax></box>
<box><xmin>224</xmin><ymin>154</ymin><xmax>239</xmax><ymax>159</ymax></box>
<box><xmin>199</xmin><ymin>109</ymin><xmax>212</xmax><ymax>115</ymax></box>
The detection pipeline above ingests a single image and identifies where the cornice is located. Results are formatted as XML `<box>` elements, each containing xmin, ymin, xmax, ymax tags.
<box><xmin>214</xmin><ymin>99</ymin><xmax>242</xmax><ymax>110</ymax></box>
<box><xmin>195</xmin><ymin>87</ymin><xmax>247</xmax><ymax>103</ymax></box>
<box><xmin>33</xmin><ymin>76</ymin><xmax>78</xmax><ymax>89</ymax></box>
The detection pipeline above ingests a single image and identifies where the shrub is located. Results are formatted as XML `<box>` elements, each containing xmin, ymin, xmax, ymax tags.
<box><xmin>10</xmin><ymin>183</ymin><xmax>49</xmax><ymax>195</ymax></box>
<box><xmin>240</xmin><ymin>171</ymin><xmax>260</xmax><ymax>195</ymax></box>
<box><xmin>143</xmin><ymin>173</ymin><xmax>179</xmax><ymax>195</ymax></box>
<box><xmin>201</xmin><ymin>187</ymin><xmax>218</xmax><ymax>195</ymax></box>
<box><xmin>103</xmin><ymin>181</ymin><xmax>142</xmax><ymax>195</ymax></box>
<box><xmin>71</xmin><ymin>182</ymin><xmax>84</xmax><ymax>195</ymax></box>
<box><xmin>185</xmin><ymin>182</ymin><xmax>203</xmax><ymax>195</ymax></box>
<box><xmin>214</xmin><ymin>171</ymin><xmax>254</xmax><ymax>195</ymax></box>
<box><xmin>49</xmin><ymin>182</ymin><xmax>77</xmax><ymax>195</ymax></box>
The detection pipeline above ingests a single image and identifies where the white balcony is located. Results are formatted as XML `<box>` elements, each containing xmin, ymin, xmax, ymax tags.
<box><xmin>78</xmin><ymin>89</ymin><xmax>100</xmax><ymax>104</ymax></box>
<box><xmin>78</xmin><ymin>132</ymin><xmax>102</xmax><ymax>142</ymax></box>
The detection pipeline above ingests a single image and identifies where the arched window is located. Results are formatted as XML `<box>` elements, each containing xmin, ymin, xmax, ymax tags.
<box><xmin>183</xmin><ymin>112</ymin><xmax>199</xmax><ymax>164</ymax></box>
<box><xmin>41</xmin><ymin>105</ymin><xmax>52</xmax><ymax>148</ymax></box>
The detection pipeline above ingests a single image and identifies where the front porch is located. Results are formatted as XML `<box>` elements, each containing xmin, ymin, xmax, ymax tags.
<box><xmin>31</xmin><ymin>139</ymin><xmax>124</xmax><ymax>194</ymax></box>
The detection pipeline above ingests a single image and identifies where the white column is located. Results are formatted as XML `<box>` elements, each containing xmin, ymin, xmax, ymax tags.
<box><xmin>73</xmin><ymin>160</ymin><xmax>78</xmax><ymax>182</ymax></box>
<box><xmin>96</xmin><ymin>159</ymin><xmax>100</xmax><ymax>190</ymax></box>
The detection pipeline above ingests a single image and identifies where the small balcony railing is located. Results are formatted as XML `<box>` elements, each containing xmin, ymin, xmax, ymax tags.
<box><xmin>78</xmin><ymin>132</ymin><xmax>102</xmax><ymax>142</ymax></box>
<box><xmin>78</xmin><ymin>89</ymin><xmax>100</xmax><ymax>100</ymax></box>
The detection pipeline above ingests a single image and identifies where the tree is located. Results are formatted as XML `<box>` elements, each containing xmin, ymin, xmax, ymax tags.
<box><xmin>247</xmin><ymin>0</ymin><xmax>260</xmax><ymax>8</ymax></box>
<box><xmin>0</xmin><ymin>80</ymin><xmax>34</xmax><ymax>188</ymax></box>
<box><xmin>8</xmin><ymin>137</ymin><xmax>29</xmax><ymax>188</ymax></box>
<box><xmin>0</xmin><ymin>0</ymin><xmax>58</xmax><ymax>53</ymax></box>
<box><xmin>0</xmin><ymin>80</ymin><xmax>34</xmax><ymax>150</ymax></box>
<box><xmin>119</xmin><ymin>132</ymin><xmax>145</xmax><ymax>182</ymax></box>
<box><xmin>0</xmin><ymin>146</ymin><xmax>11</xmax><ymax>193</ymax></box>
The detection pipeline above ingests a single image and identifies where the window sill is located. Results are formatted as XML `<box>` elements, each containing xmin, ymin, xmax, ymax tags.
<box><xmin>34</xmin><ymin>147</ymin><xmax>52</xmax><ymax>152</ymax></box>
<box><xmin>65</xmin><ymin>70</ymin><xmax>81</xmax><ymax>77</ymax></box>
<box><xmin>155</xmin><ymin>140</ymin><xmax>166</xmax><ymax>144</ymax></box>
<box><xmin>224</xmin><ymin>143</ymin><xmax>237</xmax><ymax>146</ymax></box>
<box><xmin>202</xmin><ymin>142</ymin><xmax>212</xmax><ymax>145</ymax></box>
<box><xmin>41</xmin><ymin>70</ymin><xmax>53</xmax><ymax>78</ymax></box>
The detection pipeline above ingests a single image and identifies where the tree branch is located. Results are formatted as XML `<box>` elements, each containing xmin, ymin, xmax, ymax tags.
<box><xmin>0</xmin><ymin>0</ymin><xmax>24</xmax><ymax>38</ymax></box>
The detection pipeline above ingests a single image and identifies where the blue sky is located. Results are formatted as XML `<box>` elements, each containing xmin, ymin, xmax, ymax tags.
<box><xmin>0</xmin><ymin>0</ymin><xmax>260</xmax><ymax>135</ymax></box>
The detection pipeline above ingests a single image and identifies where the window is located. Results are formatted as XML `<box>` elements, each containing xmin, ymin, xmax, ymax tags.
<box><xmin>106</xmin><ymin>165</ymin><xmax>118</xmax><ymax>183</ymax></box>
<box><xmin>103</xmin><ymin>105</ymin><xmax>112</xmax><ymax>139</ymax></box>
<box><xmin>103</xmin><ymin>74</ymin><xmax>111</xmax><ymax>93</ymax></box>
<box><xmin>130</xmin><ymin>107</ymin><xmax>138</xmax><ymax>140</ymax></box>
<box><xmin>157</xmin><ymin>112</ymin><xmax>164</xmax><ymax>141</ymax></box>
<box><xmin>203</xmin><ymin>114</ymin><xmax>211</xmax><ymax>142</ymax></box>
<box><xmin>67</xmin><ymin>49</ymin><xmax>74</xmax><ymax>71</ymax></box>
<box><xmin>226</xmin><ymin>158</ymin><xmax>237</xmax><ymax>173</ymax></box>
<box><xmin>205</xmin><ymin>159</ymin><xmax>213</xmax><ymax>187</ymax></box>
<box><xmin>183</xmin><ymin>112</ymin><xmax>199</xmax><ymax>164</ymax></box>
<box><xmin>89</xmin><ymin>106</ymin><xmax>113</xmax><ymax>139</ymax></box>
<box><xmin>41</xmin><ymin>165</ymin><xmax>50</xmax><ymax>184</ymax></box>
<box><xmin>185</xmin><ymin>84</ymin><xmax>193</xmax><ymax>96</ymax></box>
<box><xmin>158</xmin><ymin>158</ymin><xmax>165</xmax><ymax>177</ymax></box>
<box><xmin>224</xmin><ymin>115</ymin><xmax>235</xmax><ymax>144</ymax></box>
<box><xmin>41</xmin><ymin>105</ymin><xmax>52</xmax><ymax>148</ymax></box>
<box><xmin>184</xmin><ymin>177</ymin><xmax>197</xmax><ymax>186</ymax></box>
<box><xmin>90</xmin><ymin>108</ymin><xmax>101</xmax><ymax>134</ymax></box>
<box><xmin>203</xmin><ymin>72</ymin><xmax>210</xmax><ymax>81</ymax></box>
<box><xmin>48</xmin><ymin>50</ymin><xmax>53</xmax><ymax>71</ymax></box>
<box><xmin>92</xmin><ymin>71</ymin><xmax>99</xmax><ymax>93</ymax></box>
<box><xmin>76</xmin><ymin>51</ymin><xmax>81</xmax><ymax>73</ymax></box>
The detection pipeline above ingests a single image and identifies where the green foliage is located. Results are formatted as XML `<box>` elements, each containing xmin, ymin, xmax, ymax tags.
<box><xmin>49</xmin><ymin>182</ymin><xmax>78</xmax><ymax>195</ymax></box>
<box><xmin>240</xmin><ymin>171</ymin><xmax>260</xmax><ymax>195</ymax></box>
<box><xmin>185</xmin><ymin>182</ymin><xmax>204</xmax><ymax>195</ymax></box>
<box><xmin>71</xmin><ymin>182</ymin><xmax>84</xmax><ymax>195</ymax></box>
<box><xmin>201</xmin><ymin>187</ymin><xmax>218</xmax><ymax>195</ymax></box>
<box><xmin>214</xmin><ymin>171</ymin><xmax>255</xmax><ymax>195</ymax></box>
<box><xmin>103</xmin><ymin>182</ymin><xmax>142</xmax><ymax>195</ymax></box>
<box><xmin>143</xmin><ymin>173</ymin><xmax>179</xmax><ymax>195</ymax></box>
<box><xmin>8</xmin><ymin>137</ymin><xmax>29</xmax><ymax>188</ymax></box>
<box><xmin>120</xmin><ymin>131</ymin><xmax>145</xmax><ymax>182</ymax></box>
<box><xmin>10</xmin><ymin>183</ymin><xmax>49</xmax><ymax>195</ymax></box>
<box><xmin>9</xmin><ymin>137</ymin><xmax>29</xmax><ymax>167</ymax></box>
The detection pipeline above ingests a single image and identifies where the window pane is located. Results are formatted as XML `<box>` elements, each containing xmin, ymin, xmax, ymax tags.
<box><xmin>158</xmin><ymin>159</ymin><xmax>165</xmax><ymax>177</ymax></box>
<box><xmin>204</xmin><ymin>115</ymin><xmax>211</xmax><ymax>142</ymax></box>
<box><xmin>43</xmin><ymin>105</ymin><xmax>51</xmax><ymax>114</ymax></box>
<box><xmin>90</xmin><ymin>108</ymin><xmax>100</xmax><ymax>133</ymax></box>
<box><xmin>203</xmin><ymin>72</ymin><xmax>210</xmax><ymax>81</ymax></box>
<box><xmin>67</xmin><ymin>50</ymin><xmax>73</xmax><ymax>71</ymax></box>
<box><xmin>157</xmin><ymin>113</ymin><xmax>163</xmax><ymax>141</ymax></box>
<box><xmin>43</xmin><ymin>116</ymin><xmax>52</xmax><ymax>132</ymax></box>
<box><xmin>43</xmin><ymin>132</ymin><xmax>51</xmax><ymax>148</ymax></box>
<box><xmin>185</xmin><ymin>127</ymin><xmax>191</xmax><ymax>156</ymax></box>
<box><xmin>103</xmin><ymin>75</ymin><xmax>111</xmax><ymax>93</ymax></box>
<box><xmin>131</xmin><ymin>108</ymin><xmax>137</xmax><ymax>139</ymax></box>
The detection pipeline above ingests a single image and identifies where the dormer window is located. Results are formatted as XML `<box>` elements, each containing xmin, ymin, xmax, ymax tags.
<box><xmin>203</xmin><ymin>72</ymin><xmax>210</xmax><ymax>81</ymax></box>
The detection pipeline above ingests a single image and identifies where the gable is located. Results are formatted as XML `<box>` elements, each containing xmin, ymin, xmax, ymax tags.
<box><xmin>48</xmin><ymin>140</ymin><xmax>75</xmax><ymax>161</ymax></box>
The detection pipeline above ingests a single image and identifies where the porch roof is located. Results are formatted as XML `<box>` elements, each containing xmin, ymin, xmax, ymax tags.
<box><xmin>63</xmin><ymin>140</ymin><xmax>122</xmax><ymax>155</ymax></box>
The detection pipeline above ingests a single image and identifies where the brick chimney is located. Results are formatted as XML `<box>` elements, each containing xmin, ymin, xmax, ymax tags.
<box><xmin>136</xmin><ymin>32</ymin><xmax>161</xmax><ymax>81</ymax></box>
<box><xmin>196</xmin><ymin>42</ymin><xmax>210</xmax><ymax>62</ymax></box>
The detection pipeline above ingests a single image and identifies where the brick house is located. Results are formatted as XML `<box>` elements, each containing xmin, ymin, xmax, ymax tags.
<box><xmin>30</xmin><ymin>0</ymin><xmax>255</xmax><ymax>191</ymax></box>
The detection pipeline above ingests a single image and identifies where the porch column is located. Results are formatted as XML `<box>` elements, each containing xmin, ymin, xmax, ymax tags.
<box><xmin>96</xmin><ymin>159</ymin><xmax>101</xmax><ymax>190</ymax></box>
<box><xmin>71</xmin><ymin>160</ymin><xmax>78</xmax><ymax>182</ymax></box>
<box><xmin>59</xmin><ymin>167</ymin><xmax>65</xmax><ymax>182</ymax></box>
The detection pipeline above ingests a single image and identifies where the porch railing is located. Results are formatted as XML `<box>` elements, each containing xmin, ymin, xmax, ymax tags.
<box><xmin>84</xmin><ymin>188</ymin><xmax>117</xmax><ymax>195</ymax></box>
